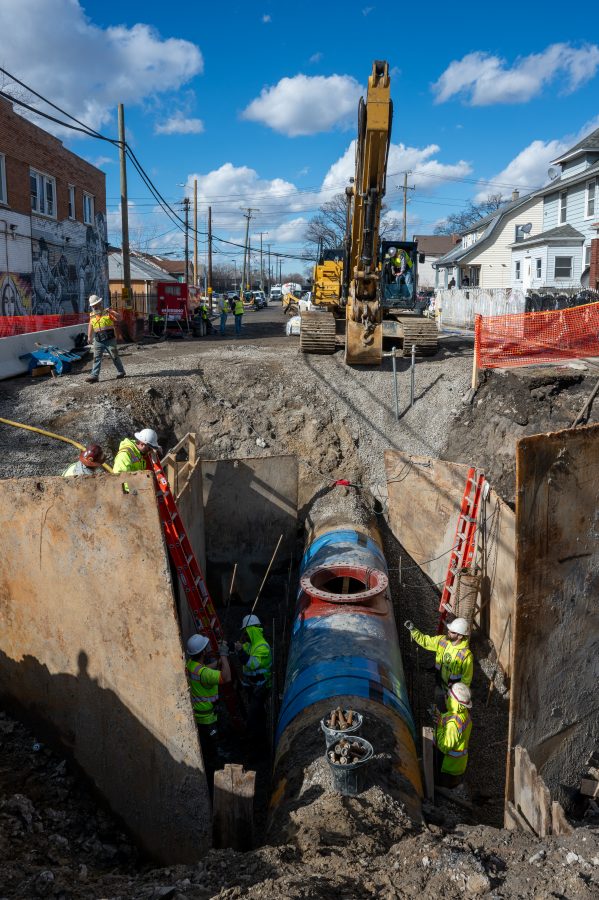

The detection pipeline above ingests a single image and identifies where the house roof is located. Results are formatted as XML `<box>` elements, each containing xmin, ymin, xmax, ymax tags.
<box><xmin>412</xmin><ymin>234</ymin><xmax>461</xmax><ymax>255</ymax></box>
<box><xmin>535</xmin><ymin>159</ymin><xmax>599</xmax><ymax>197</ymax></box>
<box><xmin>551</xmin><ymin>127</ymin><xmax>599</xmax><ymax>165</ymax></box>
<box><xmin>108</xmin><ymin>250</ymin><xmax>178</xmax><ymax>283</ymax></box>
<box><xmin>508</xmin><ymin>224</ymin><xmax>586</xmax><ymax>249</ymax></box>
<box><xmin>144</xmin><ymin>255</ymin><xmax>187</xmax><ymax>275</ymax></box>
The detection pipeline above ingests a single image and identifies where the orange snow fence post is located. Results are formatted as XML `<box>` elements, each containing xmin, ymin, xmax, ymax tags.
<box><xmin>474</xmin><ymin>302</ymin><xmax>599</xmax><ymax>371</ymax></box>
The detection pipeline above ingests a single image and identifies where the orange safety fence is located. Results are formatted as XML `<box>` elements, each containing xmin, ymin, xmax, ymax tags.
<box><xmin>475</xmin><ymin>302</ymin><xmax>599</xmax><ymax>370</ymax></box>
<box><xmin>0</xmin><ymin>314</ymin><xmax>88</xmax><ymax>339</ymax></box>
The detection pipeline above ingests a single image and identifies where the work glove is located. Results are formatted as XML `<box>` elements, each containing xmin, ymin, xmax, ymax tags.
<box><xmin>218</xmin><ymin>641</ymin><xmax>229</xmax><ymax>657</ymax></box>
<box><xmin>404</xmin><ymin>620</ymin><xmax>415</xmax><ymax>632</ymax></box>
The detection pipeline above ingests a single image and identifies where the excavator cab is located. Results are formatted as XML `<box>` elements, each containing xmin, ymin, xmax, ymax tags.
<box><xmin>381</xmin><ymin>240</ymin><xmax>428</xmax><ymax>315</ymax></box>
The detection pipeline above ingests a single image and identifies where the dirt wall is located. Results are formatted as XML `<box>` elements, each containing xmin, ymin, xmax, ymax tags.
<box><xmin>384</xmin><ymin>451</ymin><xmax>515</xmax><ymax>673</ymax></box>
<box><xmin>0</xmin><ymin>472</ymin><xmax>210</xmax><ymax>863</ymax></box>
<box><xmin>508</xmin><ymin>424</ymin><xmax>599</xmax><ymax>810</ymax></box>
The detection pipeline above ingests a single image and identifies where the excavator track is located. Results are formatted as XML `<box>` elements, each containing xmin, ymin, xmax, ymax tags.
<box><xmin>396</xmin><ymin>316</ymin><xmax>438</xmax><ymax>356</ymax></box>
<box><xmin>300</xmin><ymin>311</ymin><xmax>337</xmax><ymax>354</ymax></box>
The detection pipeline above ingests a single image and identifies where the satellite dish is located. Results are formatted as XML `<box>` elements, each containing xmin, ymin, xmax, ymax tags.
<box><xmin>547</xmin><ymin>165</ymin><xmax>560</xmax><ymax>181</ymax></box>
<box><xmin>520</xmin><ymin>223</ymin><xmax>533</xmax><ymax>234</ymax></box>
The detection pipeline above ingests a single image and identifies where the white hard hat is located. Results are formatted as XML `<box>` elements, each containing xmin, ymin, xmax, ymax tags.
<box><xmin>187</xmin><ymin>633</ymin><xmax>209</xmax><ymax>655</ymax></box>
<box><xmin>448</xmin><ymin>617</ymin><xmax>470</xmax><ymax>637</ymax></box>
<box><xmin>387</xmin><ymin>247</ymin><xmax>397</xmax><ymax>256</ymax></box>
<box><xmin>88</xmin><ymin>294</ymin><xmax>103</xmax><ymax>308</ymax></box>
<box><xmin>449</xmin><ymin>682</ymin><xmax>472</xmax><ymax>708</ymax></box>
<box><xmin>134</xmin><ymin>428</ymin><xmax>162</xmax><ymax>451</ymax></box>
<box><xmin>241</xmin><ymin>614</ymin><xmax>261</xmax><ymax>629</ymax></box>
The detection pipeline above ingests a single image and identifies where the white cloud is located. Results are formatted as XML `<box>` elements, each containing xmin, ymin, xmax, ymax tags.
<box><xmin>474</xmin><ymin>116</ymin><xmax>599</xmax><ymax>200</ymax></box>
<box><xmin>321</xmin><ymin>140</ymin><xmax>472</xmax><ymax>195</ymax></box>
<box><xmin>155</xmin><ymin>113</ymin><xmax>204</xmax><ymax>135</ymax></box>
<box><xmin>0</xmin><ymin>0</ymin><xmax>203</xmax><ymax>134</ymax></box>
<box><xmin>266</xmin><ymin>218</ymin><xmax>309</xmax><ymax>244</ymax></box>
<box><xmin>309</xmin><ymin>52</ymin><xmax>323</xmax><ymax>64</ymax></box>
<box><xmin>242</xmin><ymin>74</ymin><xmax>363</xmax><ymax>136</ymax></box>
<box><xmin>362</xmin><ymin>6</ymin><xmax>374</xmax><ymax>15</ymax></box>
<box><xmin>433</xmin><ymin>43</ymin><xmax>599</xmax><ymax>105</ymax></box>
<box><xmin>87</xmin><ymin>155</ymin><xmax>115</xmax><ymax>168</ymax></box>
<box><xmin>262</xmin><ymin>14</ymin><xmax>271</xmax><ymax>22</ymax></box>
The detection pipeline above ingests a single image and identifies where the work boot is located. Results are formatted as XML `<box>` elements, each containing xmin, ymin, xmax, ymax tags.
<box><xmin>116</xmin><ymin>372</ymin><xmax>126</xmax><ymax>379</ymax></box>
<box><xmin>85</xmin><ymin>376</ymin><xmax>99</xmax><ymax>383</ymax></box>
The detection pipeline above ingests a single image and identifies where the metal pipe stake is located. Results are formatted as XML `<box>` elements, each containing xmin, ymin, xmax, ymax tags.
<box><xmin>391</xmin><ymin>346</ymin><xmax>399</xmax><ymax>420</ymax></box>
<box><xmin>410</xmin><ymin>344</ymin><xmax>416</xmax><ymax>407</ymax></box>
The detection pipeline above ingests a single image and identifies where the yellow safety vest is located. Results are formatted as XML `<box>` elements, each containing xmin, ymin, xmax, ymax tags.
<box><xmin>90</xmin><ymin>312</ymin><xmax>115</xmax><ymax>334</ymax></box>
<box><xmin>234</xmin><ymin>299</ymin><xmax>244</xmax><ymax>315</ymax></box>
<box><xmin>410</xmin><ymin>629</ymin><xmax>473</xmax><ymax>687</ymax></box>
<box><xmin>186</xmin><ymin>659</ymin><xmax>220</xmax><ymax>724</ymax></box>
<box><xmin>392</xmin><ymin>251</ymin><xmax>413</xmax><ymax>269</ymax></box>
<box><xmin>435</xmin><ymin>698</ymin><xmax>472</xmax><ymax>776</ymax></box>
<box><xmin>241</xmin><ymin>626</ymin><xmax>272</xmax><ymax>688</ymax></box>
<box><xmin>112</xmin><ymin>438</ymin><xmax>147</xmax><ymax>474</ymax></box>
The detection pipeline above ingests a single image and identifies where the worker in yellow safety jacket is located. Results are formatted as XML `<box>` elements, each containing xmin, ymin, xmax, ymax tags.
<box><xmin>433</xmin><ymin>681</ymin><xmax>473</xmax><ymax>787</ymax></box>
<box><xmin>62</xmin><ymin>443</ymin><xmax>106</xmax><ymax>477</ymax></box>
<box><xmin>233</xmin><ymin>296</ymin><xmax>244</xmax><ymax>336</ymax></box>
<box><xmin>86</xmin><ymin>294</ymin><xmax>126</xmax><ymax>383</ymax></box>
<box><xmin>235</xmin><ymin>614</ymin><xmax>272</xmax><ymax>753</ymax></box>
<box><xmin>185</xmin><ymin>633</ymin><xmax>231</xmax><ymax>779</ymax></box>
<box><xmin>404</xmin><ymin>616</ymin><xmax>473</xmax><ymax>707</ymax></box>
<box><xmin>112</xmin><ymin>428</ymin><xmax>161</xmax><ymax>474</ymax></box>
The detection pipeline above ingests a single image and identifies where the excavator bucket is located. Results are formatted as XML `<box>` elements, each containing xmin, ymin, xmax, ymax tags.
<box><xmin>345</xmin><ymin>319</ymin><xmax>383</xmax><ymax>365</ymax></box>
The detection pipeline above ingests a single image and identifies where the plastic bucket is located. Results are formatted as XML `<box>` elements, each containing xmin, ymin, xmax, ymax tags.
<box><xmin>320</xmin><ymin>711</ymin><xmax>363</xmax><ymax>748</ymax></box>
<box><xmin>326</xmin><ymin>736</ymin><xmax>374</xmax><ymax>796</ymax></box>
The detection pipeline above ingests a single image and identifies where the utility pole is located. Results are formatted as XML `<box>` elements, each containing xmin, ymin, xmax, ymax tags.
<box><xmin>208</xmin><ymin>205</ymin><xmax>213</xmax><ymax>311</ymax></box>
<box><xmin>267</xmin><ymin>243</ymin><xmax>271</xmax><ymax>295</ymax></box>
<box><xmin>193</xmin><ymin>178</ymin><xmax>198</xmax><ymax>288</ymax></box>
<box><xmin>183</xmin><ymin>197</ymin><xmax>190</xmax><ymax>285</ymax></box>
<box><xmin>257</xmin><ymin>232</ymin><xmax>268</xmax><ymax>291</ymax></box>
<box><xmin>399</xmin><ymin>172</ymin><xmax>415</xmax><ymax>242</ymax></box>
<box><xmin>118</xmin><ymin>104</ymin><xmax>131</xmax><ymax>307</ymax></box>
<box><xmin>240</xmin><ymin>207</ymin><xmax>259</xmax><ymax>298</ymax></box>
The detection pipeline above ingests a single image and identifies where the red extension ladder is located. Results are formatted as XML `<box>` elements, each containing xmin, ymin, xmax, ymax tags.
<box><xmin>437</xmin><ymin>467</ymin><xmax>485</xmax><ymax>633</ymax></box>
<box><xmin>149</xmin><ymin>452</ymin><xmax>244</xmax><ymax>728</ymax></box>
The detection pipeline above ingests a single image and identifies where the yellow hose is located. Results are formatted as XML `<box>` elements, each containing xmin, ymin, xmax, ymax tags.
<box><xmin>0</xmin><ymin>417</ymin><xmax>114</xmax><ymax>473</ymax></box>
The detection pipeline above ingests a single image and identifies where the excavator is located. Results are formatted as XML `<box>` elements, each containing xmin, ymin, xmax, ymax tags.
<box><xmin>300</xmin><ymin>60</ymin><xmax>438</xmax><ymax>363</ymax></box>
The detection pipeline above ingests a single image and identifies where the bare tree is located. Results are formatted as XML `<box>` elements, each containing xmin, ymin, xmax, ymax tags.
<box><xmin>304</xmin><ymin>193</ymin><xmax>402</xmax><ymax>256</ymax></box>
<box><xmin>434</xmin><ymin>194</ymin><xmax>505</xmax><ymax>235</ymax></box>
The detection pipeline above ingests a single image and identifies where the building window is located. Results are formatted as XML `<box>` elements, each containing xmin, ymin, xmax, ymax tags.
<box><xmin>515</xmin><ymin>260</ymin><xmax>521</xmax><ymax>280</ymax></box>
<box><xmin>585</xmin><ymin>245</ymin><xmax>592</xmax><ymax>269</ymax></box>
<box><xmin>586</xmin><ymin>179</ymin><xmax>596</xmax><ymax>218</ymax></box>
<box><xmin>30</xmin><ymin>169</ymin><xmax>56</xmax><ymax>217</ymax></box>
<box><xmin>0</xmin><ymin>154</ymin><xmax>6</xmax><ymax>205</ymax></box>
<box><xmin>68</xmin><ymin>185</ymin><xmax>75</xmax><ymax>220</ymax></box>
<box><xmin>536</xmin><ymin>258</ymin><xmax>542</xmax><ymax>278</ymax></box>
<box><xmin>559</xmin><ymin>191</ymin><xmax>567</xmax><ymax>224</ymax></box>
<box><xmin>554</xmin><ymin>256</ymin><xmax>572</xmax><ymax>279</ymax></box>
<box><xmin>83</xmin><ymin>192</ymin><xmax>94</xmax><ymax>225</ymax></box>
<box><xmin>514</xmin><ymin>224</ymin><xmax>528</xmax><ymax>242</ymax></box>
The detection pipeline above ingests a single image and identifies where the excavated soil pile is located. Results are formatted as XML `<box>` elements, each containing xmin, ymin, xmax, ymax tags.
<box><xmin>2</xmin><ymin>709</ymin><xmax>599</xmax><ymax>899</ymax></box>
<box><xmin>444</xmin><ymin>367</ymin><xmax>593</xmax><ymax>504</ymax></box>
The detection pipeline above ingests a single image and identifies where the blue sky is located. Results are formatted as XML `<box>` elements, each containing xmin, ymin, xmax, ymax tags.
<box><xmin>1</xmin><ymin>0</ymin><xmax>598</xmax><ymax>275</ymax></box>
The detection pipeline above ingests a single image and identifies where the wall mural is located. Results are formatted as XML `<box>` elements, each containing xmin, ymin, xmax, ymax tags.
<box><xmin>0</xmin><ymin>273</ymin><xmax>32</xmax><ymax>316</ymax></box>
<box><xmin>30</xmin><ymin>212</ymin><xmax>108</xmax><ymax>314</ymax></box>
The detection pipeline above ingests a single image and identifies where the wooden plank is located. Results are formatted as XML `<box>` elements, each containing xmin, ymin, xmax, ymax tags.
<box><xmin>552</xmin><ymin>800</ymin><xmax>574</xmax><ymax>836</ymax></box>
<box><xmin>422</xmin><ymin>726</ymin><xmax>435</xmax><ymax>802</ymax></box>
<box><xmin>505</xmin><ymin>800</ymin><xmax>535</xmax><ymax>834</ymax></box>
<box><xmin>580</xmin><ymin>778</ymin><xmax>599</xmax><ymax>799</ymax></box>
<box><xmin>212</xmin><ymin>764</ymin><xmax>256</xmax><ymax>851</ymax></box>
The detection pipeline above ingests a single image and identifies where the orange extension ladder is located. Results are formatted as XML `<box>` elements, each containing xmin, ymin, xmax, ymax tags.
<box><xmin>437</xmin><ymin>467</ymin><xmax>485</xmax><ymax>633</ymax></box>
<box><xmin>149</xmin><ymin>451</ymin><xmax>244</xmax><ymax>728</ymax></box>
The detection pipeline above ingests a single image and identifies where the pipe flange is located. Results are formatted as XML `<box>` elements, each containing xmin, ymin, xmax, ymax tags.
<box><xmin>300</xmin><ymin>564</ymin><xmax>388</xmax><ymax>604</ymax></box>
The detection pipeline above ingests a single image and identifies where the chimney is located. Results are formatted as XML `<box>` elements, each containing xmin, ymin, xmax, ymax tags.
<box><xmin>512</xmin><ymin>189</ymin><xmax>520</xmax><ymax>201</ymax></box>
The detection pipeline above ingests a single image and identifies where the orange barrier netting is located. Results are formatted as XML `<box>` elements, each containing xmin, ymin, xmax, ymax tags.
<box><xmin>0</xmin><ymin>314</ymin><xmax>88</xmax><ymax>339</ymax></box>
<box><xmin>475</xmin><ymin>302</ymin><xmax>599</xmax><ymax>370</ymax></box>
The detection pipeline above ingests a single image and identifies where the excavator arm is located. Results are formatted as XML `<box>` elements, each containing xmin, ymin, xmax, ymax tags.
<box><xmin>345</xmin><ymin>60</ymin><xmax>392</xmax><ymax>365</ymax></box>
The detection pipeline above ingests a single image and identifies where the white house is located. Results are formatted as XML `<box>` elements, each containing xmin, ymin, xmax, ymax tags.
<box><xmin>434</xmin><ymin>191</ymin><xmax>544</xmax><ymax>289</ymax></box>
<box><xmin>412</xmin><ymin>233</ymin><xmax>461</xmax><ymax>287</ymax></box>
<box><xmin>510</xmin><ymin>128</ymin><xmax>599</xmax><ymax>293</ymax></box>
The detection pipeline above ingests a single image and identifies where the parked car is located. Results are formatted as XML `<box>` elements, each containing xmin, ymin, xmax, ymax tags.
<box><xmin>251</xmin><ymin>290</ymin><xmax>268</xmax><ymax>309</ymax></box>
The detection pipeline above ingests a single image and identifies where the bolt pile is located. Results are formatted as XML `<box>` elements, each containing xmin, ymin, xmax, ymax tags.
<box><xmin>328</xmin><ymin>739</ymin><xmax>368</xmax><ymax>766</ymax></box>
<box><xmin>326</xmin><ymin>707</ymin><xmax>355</xmax><ymax>730</ymax></box>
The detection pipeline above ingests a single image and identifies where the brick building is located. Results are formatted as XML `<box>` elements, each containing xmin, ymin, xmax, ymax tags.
<box><xmin>0</xmin><ymin>96</ymin><xmax>108</xmax><ymax>316</ymax></box>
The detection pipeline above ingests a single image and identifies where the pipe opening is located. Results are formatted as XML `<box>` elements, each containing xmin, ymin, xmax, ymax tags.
<box><xmin>300</xmin><ymin>564</ymin><xmax>388</xmax><ymax>604</ymax></box>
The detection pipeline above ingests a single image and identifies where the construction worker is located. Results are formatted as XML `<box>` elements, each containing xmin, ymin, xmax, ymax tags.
<box><xmin>404</xmin><ymin>617</ymin><xmax>473</xmax><ymax>707</ymax></box>
<box><xmin>112</xmin><ymin>428</ymin><xmax>161</xmax><ymax>474</ymax></box>
<box><xmin>200</xmin><ymin>300</ymin><xmax>214</xmax><ymax>334</ymax></box>
<box><xmin>218</xmin><ymin>294</ymin><xmax>229</xmax><ymax>335</ymax></box>
<box><xmin>235</xmin><ymin>614</ymin><xmax>272</xmax><ymax>750</ymax></box>
<box><xmin>185</xmin><ymin>633</ymin><xmax>231</xmax><ymax>777</ymax></box>
<box><xmin>62</xmin><ymin>443</ymin><xmax>107</xmax><ymax>477</ymax></box>
<box><xmin>85</xmin><ymin>294</ymin><xmax>126</xmax><ymax>383</ymax></box>
<box><xmin>233</xmin><ymin>295</ymin><xmax>244</xmax><ymax>336</ymax></box>
<box><xmin>433</xmin><ymin>681</ymin><xmax>473</xmax><ymax>788</ymax></box>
